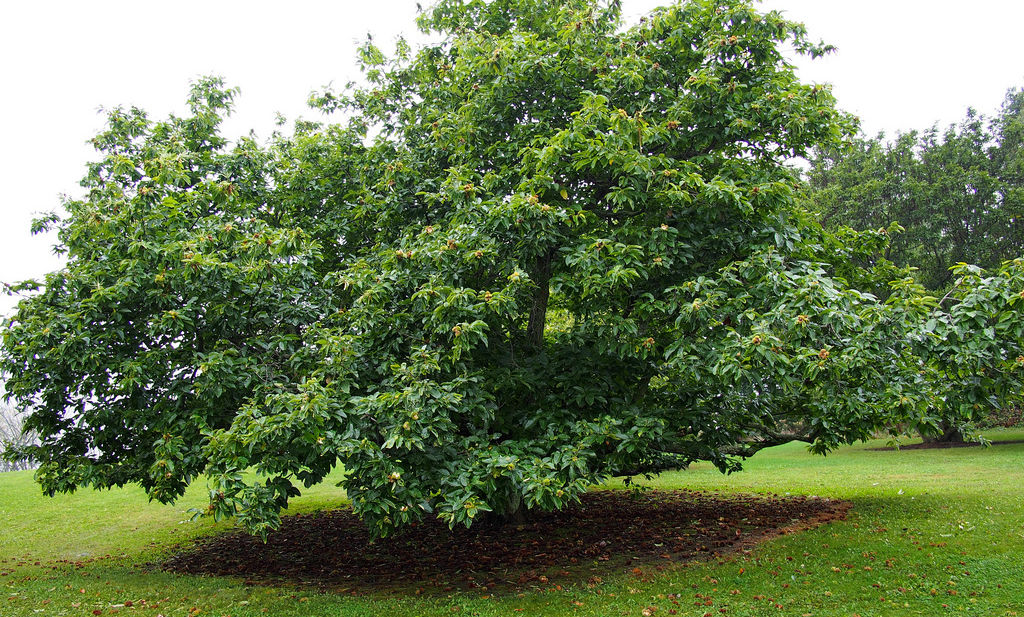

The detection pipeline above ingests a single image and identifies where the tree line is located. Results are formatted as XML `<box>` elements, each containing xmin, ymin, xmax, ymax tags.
<box><xmin>808</xmin><ymin>88</ymin><xmax>1024</xmax><ymax>291</ymax></box>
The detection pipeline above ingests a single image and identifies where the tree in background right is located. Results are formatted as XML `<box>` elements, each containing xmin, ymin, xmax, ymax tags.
<box><xmin>808</xmin><ymin>88</ymin><xmax>1024</xmax><ymax>291</ymax></box>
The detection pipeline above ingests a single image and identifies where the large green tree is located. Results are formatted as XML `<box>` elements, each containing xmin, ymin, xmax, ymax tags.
<box><xmin>4</xmin><ymin>0</ymin><xmax>1024</xmax><ymax>539</ymax></box>
<box><xmin>808</xmin><ymin>88</ymin><xmax>1024</xmax><ymax>290</ymax></box>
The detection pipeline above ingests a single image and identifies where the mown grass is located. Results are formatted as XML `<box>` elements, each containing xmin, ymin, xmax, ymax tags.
<box><xmin>2</xmin><ymin>429</ymin><xmax>1023</xmax><ymax>617</ymax></box>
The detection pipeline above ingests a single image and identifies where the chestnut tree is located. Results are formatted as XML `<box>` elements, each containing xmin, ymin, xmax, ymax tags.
<box><xmin>5</xmin><ymin>0</ymin><xmax>1024</xmax><ymax>538</ymax></box>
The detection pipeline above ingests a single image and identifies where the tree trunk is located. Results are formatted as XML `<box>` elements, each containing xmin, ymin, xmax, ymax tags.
<box><xmin>498</xmin><ymin>489</ymin><xmax>529</xmax><ymax>525</ymax></box>
<box><xmin>525</xmin><ymin>249</ymin><xmax>554</xmax><ymax>350</ymax></box>
<box><xmin>502</xmin><ymin>504</ymin><xmax>529</xmax><ymax>525</ymax></box>
<box><xmin>920</xmin><ymin>421</ymin><xmax>964</xmax><ymax>444</ymax></box>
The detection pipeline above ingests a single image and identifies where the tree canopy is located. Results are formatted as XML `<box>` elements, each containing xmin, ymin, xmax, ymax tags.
<box><xmin>4</xmin><ymin>0</ymin><xmax>1024</xmax><ymax>539</ymax></box>
<box><xmin>808</xmin><ymin>88</ymin><xmax>1024</xmax><ymax>290</ymax></box>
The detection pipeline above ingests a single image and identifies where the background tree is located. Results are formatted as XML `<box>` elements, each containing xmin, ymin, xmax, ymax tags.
<box><xmin>808</xmin><ymin>88</ymin><xmax>1024</xmax><ymax>290</ymax></box>
<box><xmin>899</xmin><ymin>260</ymin><xmax>1024</xmax><ymax>443</ymax></box>
<box><xmin>4</xmin><ymin>0</ymin><xmax>1023</xmax><ymax>539</ymax></box>
<box><xmin>0</xmin><ymin>402</ymin><xmax>37</xmax><ymax>472</ymax></box>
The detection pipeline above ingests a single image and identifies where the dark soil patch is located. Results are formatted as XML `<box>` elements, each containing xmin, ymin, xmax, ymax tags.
<box><xmin>869</xmin><ymin>439</ymin><xmax>1024</xmax><ymax>451</ymax></box>
<box><xmin>161</xmin><ymin>490</ymin><xmax>849</xmax><ymax>594</ymax></box>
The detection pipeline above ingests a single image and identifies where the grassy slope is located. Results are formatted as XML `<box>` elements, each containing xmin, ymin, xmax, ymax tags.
<box><xmin>2</xmin><ymin>430</ymin><xmax>1022</xmax><ymax>617</ymax></box>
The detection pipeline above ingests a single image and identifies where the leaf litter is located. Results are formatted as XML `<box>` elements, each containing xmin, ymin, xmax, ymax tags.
<box><xmin>161</xmin><ymin>489</ymin><xmax>850</xmax><ymax>594</ymax></box>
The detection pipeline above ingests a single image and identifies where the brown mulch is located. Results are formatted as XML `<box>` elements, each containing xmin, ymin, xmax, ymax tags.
<box><xmin>868</xmin><ymin>439</ymin><xmax>1024</xmax><ymax>451</ymax></box>
<box><xmin>160</xmin><ymin>489</ymin><xmax>850</xmax><ymax>594</ymax></box>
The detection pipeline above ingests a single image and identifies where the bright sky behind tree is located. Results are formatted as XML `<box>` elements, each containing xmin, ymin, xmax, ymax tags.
<box><xmin>2</xmin><ymin>0</ymin><xmax>1022</xmax><ymax>316</ymax></box>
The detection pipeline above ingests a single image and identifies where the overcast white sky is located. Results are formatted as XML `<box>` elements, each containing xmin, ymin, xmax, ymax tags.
<box><xmin>2</xmin><ymin>0</ymin><xmax>1022</xmax><ymax>318</ymax></box>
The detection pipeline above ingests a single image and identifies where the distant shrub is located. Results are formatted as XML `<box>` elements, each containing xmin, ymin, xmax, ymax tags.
<box><xmin>982</xmin><ymin>406</ymin><xmax>1024</xmax><ymax>429</ymax></box>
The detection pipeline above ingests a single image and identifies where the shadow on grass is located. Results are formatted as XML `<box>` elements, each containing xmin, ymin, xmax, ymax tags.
<box><xmin>867</xmin><ymin>439</ymin><xmax>1024</xmax><ymax>451</ymax></box>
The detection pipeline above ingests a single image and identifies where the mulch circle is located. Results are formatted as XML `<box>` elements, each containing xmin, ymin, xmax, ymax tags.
<box><xmin>160</xmin><ymin>489</ymin><xmax>850</xmax><ymax>594</ymax></box>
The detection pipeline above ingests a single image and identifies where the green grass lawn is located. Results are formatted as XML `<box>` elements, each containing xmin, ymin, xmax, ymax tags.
<box><xmin>2</xmin><ymin>430</ymin><xmax>1023</xmax><ymax>616</ymax></box>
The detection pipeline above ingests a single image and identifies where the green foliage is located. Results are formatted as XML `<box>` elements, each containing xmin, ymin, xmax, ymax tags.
<box><xmin>808</xmin><ymin>88</ymin><xmax>1024</xmax><ymax>290</ymax></box>
<box><xmin>911</xmin><ymin>260</ymin><xmax>1024</xmax><ymax>437</ymax></box>
<box><xmin>4</xmin><ymin>0</ymin><xmax>1024</xmax><ymax>540</ymax></box>
<box><xmin>3</xmin><ymin>78</ymin><xmax>333</xmax><ymax>511</ymax></box>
